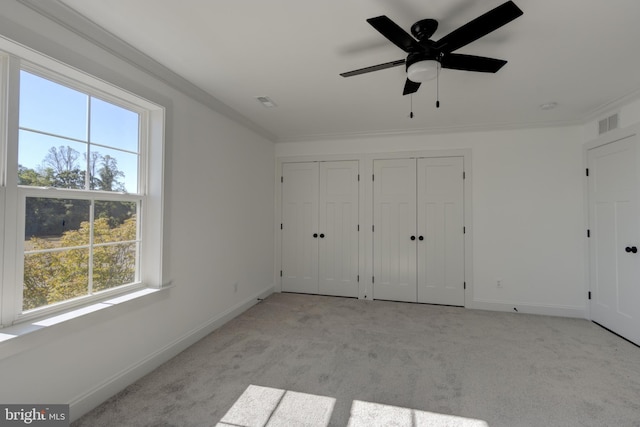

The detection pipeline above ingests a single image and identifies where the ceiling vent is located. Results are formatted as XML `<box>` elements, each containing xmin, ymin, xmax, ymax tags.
<box><xmin>599</xmin><ymin>113</ymin><xmax>619</xmax><ymax>135</ymax></box>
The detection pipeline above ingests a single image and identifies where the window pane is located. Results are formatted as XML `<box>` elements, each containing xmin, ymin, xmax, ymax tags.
<box><xmin>25</xmin><ymin>197</ymin><xmax>91</xmax><ymax>247</ymax></box>
<box><xmin>90</xmin><ymin>147</ymin><xmax>138</xmax><ymax>193</ymax></box>
<box><xmin>94</xmin><ymin>201</ymin><xmax>137</xmax><ymax>244</ymax></box>
<box><xmin>90</xmin><ymin>97</ymin><xmax>139</xmax><ymax>152</ymax></box>
<box><xmin>19</xmin><ymin>131</ymin><xmax>88</xmax><ymax>189</ymax></box>
<box><xmin>19</xmin><ymin>70</ymin><xmax>88</xmax><ymax>140</ymax></box>
<box><xmin>93</xmin><ymin>243</ymin><xmax>137</xmax><ymax>292</ymax></box>
<box><xmin>24</xmin><ymin>248</ymin><xmax>89</xmax><ymax>311</ymax></box>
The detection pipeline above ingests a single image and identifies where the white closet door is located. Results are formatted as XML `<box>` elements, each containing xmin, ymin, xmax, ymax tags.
<box><xmin>417</xmin><ymin>157</ymin><xmax>465</xmax><ymax>306</ymax></box>
<box><xmin>373</xmin><ymin>159</ymin><xmax>417</xmax><ymax>302</ymax></box>
<box><xmin>281</xmin><ymin>162</ymin><xmax>319</xmax><ymax>293</ymax></box>
<box><xmin>588</xmin><ymin>135</ymin><xmax>640</xmax><ymax>345</ymax></box>
<box><xmin>318</xmin><ymin>161</ymin><xmax>359</xmax><ymax>297</ymax></box>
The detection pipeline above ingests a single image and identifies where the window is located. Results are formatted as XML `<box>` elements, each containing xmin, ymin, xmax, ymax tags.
<box><xmin>0</xmin><ymin>40</ymin><xmax>164</xmax><ymax>326</ymax></box>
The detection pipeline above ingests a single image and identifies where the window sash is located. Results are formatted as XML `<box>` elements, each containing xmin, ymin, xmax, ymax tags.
<box><xmin>15</xmin><ymin>187</ymin><xmax>144</xmax><ymax>320</ymax></box>
<box><xmin>18</xmin><ymin>65</ymin><xmax>145</xmax><ymax>195</ymax></box>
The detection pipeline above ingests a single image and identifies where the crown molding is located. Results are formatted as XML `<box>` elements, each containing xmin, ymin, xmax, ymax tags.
<box><xmin>581</xmin><ymin>87</ymin><xmax>640</xmax><ymax>124</ymax></box>
<box><xmin>16</xmin><ymin>0</ymin><xmax>277</xmax><ymax>142</ymax></box>
<box><xmin>275</xmin><ymin>118</ymin><xmax>584</xmax><ymax>144</ymax></box>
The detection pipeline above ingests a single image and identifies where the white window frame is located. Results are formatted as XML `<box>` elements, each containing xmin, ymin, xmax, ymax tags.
<box><xmin>0</xmin><ymin>38</ymin><xmax>165</xmax><ymax>328</ymax></box>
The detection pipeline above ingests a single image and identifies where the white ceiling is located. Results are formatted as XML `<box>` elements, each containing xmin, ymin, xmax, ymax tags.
<box><xmin>57</xmin><ymin>0</ymin><xmax>640</xmax><ymax>142</ymax></box>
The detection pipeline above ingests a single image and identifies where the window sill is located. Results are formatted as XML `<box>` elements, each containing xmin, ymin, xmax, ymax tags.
<box><xmin>0</xmin><ymin>285</ymin><xmax>172</xmax><ymax>360</ymax></box>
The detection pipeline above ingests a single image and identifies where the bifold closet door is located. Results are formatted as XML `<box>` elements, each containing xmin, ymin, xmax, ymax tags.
<box><xmin>281</xmin><ymin>161</ymin><xmax>359</xmax><ymax>297</ymax></box>
<box><xmin>417</xmin><ymin>157</ymin><xmax>464</xmax><ymax>306</ymax></box>
<box><xmin>318</xmin><ymin>161</ymin><xmax>359</xmax><ymax>297</ymax></box>
<box><xmin>281</xmin><ymin>162</ymin><xmax>319</xmax><ymax>293</ymax></box>
<box><xmin>373</xmin><ymin>157</ymin><xmax>465</xmax><ymax>305</ymax></box>
<box><xmin>373</xmin><ymin>159</ymin><xmax>418</xmax><ymax>302</ymax></box>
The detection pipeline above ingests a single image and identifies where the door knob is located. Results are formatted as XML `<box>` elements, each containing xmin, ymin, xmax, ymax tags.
<box><xmin>625</xmin><ymin>246</ymin><xmax>638</xmax><ymax>253</ymax></box>
<box><xmin>313</xmin><ymin>233</ymin><xmax>318</xmax><ymax>238</ymax></box>
<box><xmin>410</xmin><ymin>236</ymin><xmax>416</xmax><ymax>241</ymax></box>
<box><xmin>319</xmin><ymin>233</ymin><xmax>325</xmax><ymax>238</ymax></box>
<box><xmin>418</xmin><ymin>236</ymin><xmax>424</xmax><ymax>241</ymax></box>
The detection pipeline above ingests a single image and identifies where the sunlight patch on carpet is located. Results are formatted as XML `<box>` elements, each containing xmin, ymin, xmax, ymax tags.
<box><xmin>217</xmin><ymin>384</ymin><xmax>488</xmax><ymax>426</ymax></box>
<box><xmin>348</xmin><ymin>400</ymin><xmax>489</xmax><ymax>427</ymax></box>
<box><xmin>217</xmin><ymin>385</ymin><xmax>335</xmax><ymax>426</ymax></box>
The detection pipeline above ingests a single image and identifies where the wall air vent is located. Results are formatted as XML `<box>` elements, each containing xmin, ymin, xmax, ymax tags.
<box><xmin>599</xmin><ymin>113</ymin><xmax>619</xmax><ymax>135</ymax></box>
<box><xmin>608</xmin><ymin>113</ymin><xmax>618</xmax><ymax>131</ymax></box>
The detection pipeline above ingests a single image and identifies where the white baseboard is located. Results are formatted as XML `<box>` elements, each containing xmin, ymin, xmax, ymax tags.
<box><xmin>469</xmin><ymin>299</ymin><xmax>587</xmax><ymax>319</ymax></box>
<box><xmin>69</xmin><ymin>285</ymin><xmax>274</xmax><ymax>422</ymax></box>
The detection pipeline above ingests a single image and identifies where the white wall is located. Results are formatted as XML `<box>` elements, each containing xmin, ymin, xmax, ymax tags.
<box><xmin>276</xmin><ymin>126</ymin><xmax>587</xmax><ymax>317</ymax></box>
<box><xmin>0</xmin><ymin>1</ymin><xmax>274</xmax><ymax>420</ymax></box>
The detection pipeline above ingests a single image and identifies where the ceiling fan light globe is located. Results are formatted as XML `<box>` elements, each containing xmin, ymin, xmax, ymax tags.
<box><xmin>407</xmin><ymin>60</ymin><xmax>440</xmax><ymax>83</ymax></box>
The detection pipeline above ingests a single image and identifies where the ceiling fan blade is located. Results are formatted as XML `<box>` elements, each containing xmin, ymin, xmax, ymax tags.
<box><xmin>340</xmin><ymin>59</ymin><xmax>406</xmax><ymax>77</ymax></box>
<box><xmin>367</xmin><ymin>15</ymin><xmax>421</xmax><ymax>53</ymax></box>
<box><xmin>403</xmin><ymin>79</ymin><xmax>421</xmax><ymax>95</ymax></box>
<box><xmin>434</xmin><ymin>1</ymin><xmax>523</xmax><ymax>53</ymax></box>
<box><xmin>441</xmin><ymin>53</ymin><xmax>507</xmax><ymax>73</ymax></box>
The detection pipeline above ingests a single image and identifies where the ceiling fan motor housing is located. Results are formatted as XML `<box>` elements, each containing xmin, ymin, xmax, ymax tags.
<box><xmin>410</xmin><ymin>19</ymin><xmax>438</xmax><ymax>40</ymax></box>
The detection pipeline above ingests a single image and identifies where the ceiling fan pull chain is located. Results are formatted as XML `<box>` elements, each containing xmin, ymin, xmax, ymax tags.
<box><xmin>436</xmin><ymin>56</ymin><xmax>441</xmax><ymax>109</ymax></box>
<box><xmin>409</xmin><ymin>94</ymin><xmax>414</xmax><ymax>118</ymax></box>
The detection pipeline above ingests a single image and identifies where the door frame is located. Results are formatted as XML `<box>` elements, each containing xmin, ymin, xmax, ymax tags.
<box><xmin>584</xmin><ymin>122</ymin><xmax>640</xmax><ymax>321</ymax></box>
<box><xmin>276</xmin><ymin>149</ymin><xmax>473</xmax><ymax>307</ymax></box>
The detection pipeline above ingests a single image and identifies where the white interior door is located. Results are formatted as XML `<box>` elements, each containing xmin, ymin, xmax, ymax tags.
<box><xmin>318</xmin><ymin>161</ymin><xmax>359</xmax><ymax>297</ymax></box>
<box><xmin>373</xmin><ymin>159</ymin><xmax>417</xmax><ymax>302</ymax></box>
<box><xmin>417</xmin><ymin>157</ymin><xmax>465</xmax><ymax>306</ymax></box>
<box><xmin>588</xmin><ymin>135</ymin><xmax>640</xmax><ymax>345</ymax></box>
<box><xmin>281</xmin><ymin>162</ymin><xmax>319</xmax><ymax>293</ymax></box>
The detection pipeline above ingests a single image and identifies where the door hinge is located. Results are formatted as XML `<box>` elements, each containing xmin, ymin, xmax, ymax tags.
<box><xmin>586</xmin><ymin>168</ymin><xmax>589</xmax><ymax>177</ymax></box>
<box><xmin>463</xmin><ymin>226</ymin><xmax>466</xmax><ymax>234</ymax></box>
<box><xmin>280</xmin><ymin>270</ymin><xmax>283</xmax><ymax>277</ymax></box>
<box><xmin>281</xmin><ymin>223</ymin><xmax>283</xmax><ymax>230</ymax></box>
<box><xmin>463</xmin><ymin>171</ymin><xmax>466</xmax><ymax>180</ymax></box>
<box><xmin>357</xmin><ymin>224</ymin><xmax>359</xmax><ymax>231</ymax></box>
<box><xmin>357</xmin><ymin>275</ymin><xmax>359</xmax><ymax>282</ymax></box>
<box><xmin>587</xmin><ymin>229</ymin><xmax>590</xmax><ymax>238</ymax></box>
<box><xmin>372</xmin><ymin>174</ymin><xmax>375</xmax><ymax>181</ymax></box>
<box><xmin>464</xmin><ymin>282</ymin><xmax>466</xmax><ymax>290</ymax></box>
<box><xmin>588</xmin><ymin>291</ymin><xmax>591</xmax><ymax>300</ymax></box>
<box><xmin>358</xmin><ymin>174</ymin><xmax>360</xmax><ymax>181</ymax></box>
<box><xmin>281</xmin><ymin>176</ymin><xmax>283</xmax><ymax>183</ymax></box>
<box><xmin>372</xmin><ymin>276</ymin><xmax>375</xmax><ymax>284</ymax></box>
<box><xmin>372</xmin><ymin>225</ymin><xmax>375</xmax><ymax>232</ymax></box>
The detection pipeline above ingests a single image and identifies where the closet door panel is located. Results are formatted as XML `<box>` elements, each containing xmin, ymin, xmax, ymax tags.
<box><xmin>281</xmin><ymin>162</ymin><xmax>319</xmax><ymax>293</ymax></box>
<box><xmin>318</xmin><ymin>161</ymin><xmax>359</xmax><ymax>297</ymax></box>
<box><xmin>417</xmin><ymin>157</ymin><xmax>464</xmax><ymax>306</ymax></box>
<box><xmin>373</xmin><ymin>159</ymin><xmax>417</xmax><ymax>302</ymax></box>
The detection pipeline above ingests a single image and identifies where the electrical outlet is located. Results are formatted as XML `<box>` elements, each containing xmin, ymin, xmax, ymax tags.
<box><xmin>497</xmin><ymin>279</ymin><xmax>503</xmax><ymax>288</ymax></box>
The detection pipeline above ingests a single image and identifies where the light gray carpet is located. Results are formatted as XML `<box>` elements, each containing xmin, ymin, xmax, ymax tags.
<box><xmin>73</xmin><ymin>293</ymin><xmax>640</xmax><ymax>426</ymax></box>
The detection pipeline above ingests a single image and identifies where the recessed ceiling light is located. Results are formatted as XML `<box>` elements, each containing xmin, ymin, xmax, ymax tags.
<box><xmin>255</xmin><ymin>96</ymin><xmax>277</xmax><ymax>108</ymax></box>
<box><xmin>539</xmin><ymin>102</ymin><xmax>558</xmax><ymax>110</ymax></box>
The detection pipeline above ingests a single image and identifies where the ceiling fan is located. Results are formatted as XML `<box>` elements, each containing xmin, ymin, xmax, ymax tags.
<box><xmin>340</xmin><ymin>1</ymin><xmax>523</xmax><ymax>96</ymax></box>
